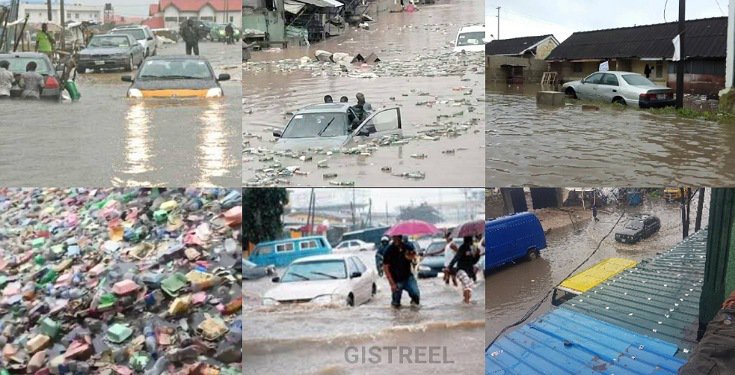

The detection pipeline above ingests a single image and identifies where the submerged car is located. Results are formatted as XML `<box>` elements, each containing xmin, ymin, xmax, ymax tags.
<box><xmin>0</xmin><ymin>52</ymin><xmax>62</xmax><ymax>100</ymax></box>
<box><xmin>242</xmin><ymin>260</ymin><xmax>276</xmax><ymax>280</ymax></box>
<box><xmin>615</xmin><ymin>214</ymin><xmax>661</xmax><ymax>244</ymax></box>
<box><xmin>77</xmin><ymin>34</ymin><xmax>144</xmax><ymax>74</ymax></box>
<box><xmin>263</xmin><ymin>254</ymin><xmax>377</xmax><ymax>306</ymax></box>
<box><xmin>110</xmin><ymin>25</ymin><xmax>157</xmax><ymax>57</ymax></box>
<box><xmin>121</xmin><ymin>55</ymin><xmax>230</xmax><ymax>98</ymax></box>
<box><xmin>272</xmin><ymin>104</ymin><xmax>402</xmax><ymax>151</ymax></box>
<box><xmin>562</xmin><ymin>71</ymin><xmax>675</xmax><ymax>108</ymax></box>
<box><xmin>454</xmin><ymin>24</ymin><xmax>486</xmax><ymax>53</ymax></box>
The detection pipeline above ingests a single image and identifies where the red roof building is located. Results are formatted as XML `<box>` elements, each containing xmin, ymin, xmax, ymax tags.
<box><xmin>145</xmin><ymin>0</ymin><xmax>242</xmax><ymax>30</ymax></box>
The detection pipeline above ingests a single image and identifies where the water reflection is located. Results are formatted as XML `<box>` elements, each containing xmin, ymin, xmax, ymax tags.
<box><xmin>123</xmin><ymin>102</ymin><xmax>152</xmax><ymax>175</ymax></box>
<box><xmin>197</xmin><ymin>100</ymin><xmax>229</xmax><ymax>186</ymax></box>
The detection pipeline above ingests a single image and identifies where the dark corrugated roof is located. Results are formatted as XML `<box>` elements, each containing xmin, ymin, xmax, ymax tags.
<box><xmin>546</xmin><ymin>17</ymin><xmax>726</xmax><ymax>60</ymax></box>
<box><xmin>563</xmin><ymin>229</ymin><xmax>708</xmax><ymax>355</ymax></box>
<box><xmin>486</xmin><ymin>34</ymin><xmax>554</xmax><ymax>56</ymax></box>
<box><xmin>486</xmin><ymin>308</ymin><xmax>686</xmax><ymax>375</ymax></box>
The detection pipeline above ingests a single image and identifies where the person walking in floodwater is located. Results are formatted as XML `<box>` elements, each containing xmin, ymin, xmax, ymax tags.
<box><xmin>382</xmin><ymin>235</ymin><xmax>420</xmax><ymax>307</ymax></box>
<box><xmin>225</xmin><ymin>23</ymin><xmax>235</xmax><ymax>45</ymax></box>
<box><xmin>644</xmin><ymin>64</ymin><xmax>654</xmax><ymax>79</ymax></box>
<box><xmin>443</xmin><ymin>232</ymin><xmax>459</xmax><ymax>286</ymax></box>
<box><xmin>20</xmin><ymin>61</ymin><xmax>44</xmax><ymax>100</ymax></box>
<box><xmin>0</xmin><ymin>60</ymin><xmax>14</xmax><ymax>99</ymax></box>
<box><xmin>36</xmin><ymin>23</ymin><xmax>55</xmax><ymax>61</ymax></box>
<box><xmin>592</xmin><ymin>204</ymin><xmax>599</xmax><ymax>222</ymax></box>
<box><xmin>448</xmin><ymin>236</ymin><xmax>481</xmax><ymax>303</ymax></box>
<box><xmin>323</xmin><ymin>95</ymin><xmax>333</xmax><ymax>103</ymax></box>
<box><xmin>181</xmin><ymin>19</ymin><xmax>200</xmax><ymax>56</ymax></box>
<box><xmin>375</xmin><ymin>236</ymin><xmax>390</xmax><ymax>277</ymax></box>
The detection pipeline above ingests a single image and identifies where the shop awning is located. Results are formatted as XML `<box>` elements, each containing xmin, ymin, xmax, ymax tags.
<box><xmin>293</xmin><ymin>0</ymin><xmax>343</xmax><ymax>8</ymax></box>
<box><xmin>284</xmin><ymin>0</ymin><xmax>305</xmax><ymax>14</ymax></box>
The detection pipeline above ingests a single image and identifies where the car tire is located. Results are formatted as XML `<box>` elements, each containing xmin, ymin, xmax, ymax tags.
<box><xmin>526</xmin><ymin>248</ymin><xmax>539</xmax><ymax>261</ymax></box>
<box><xmin>372</xmin><ymin>283</ymin><xmax>377</xmax><ymax>296</ymax></box>
<box><xmin>565</xmin><ymin>87</ymin><xmax>577</xmax><ymax>99</ymax></box>
<box><xmin>124</xmin><ymin>56</ymin><xmax>133</xmax><ymax>72</ymax></box>
<box><xmin>347</xmin><ymin>293</ymin><xmax>355</xmax><ymax>307</ymax></box>
<box><xmin>613</xmin><ymin>97</ymin><xmax>627</xmax><ymax>106</ymax></box>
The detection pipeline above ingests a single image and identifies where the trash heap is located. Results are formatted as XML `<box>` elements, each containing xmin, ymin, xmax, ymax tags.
<box><xmin>0</xmin><ymin>188</ymin><xmax>243</xmax><ymax>375</ymax></box>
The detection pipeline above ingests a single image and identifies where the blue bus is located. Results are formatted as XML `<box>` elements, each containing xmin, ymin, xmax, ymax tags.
<box><xmin>249</xmin><ymin>236</ymin><xmax>333</xmax><ymax>268</ymax></box>
<box><xmin>486</xmin><ymin>212</ymin><xmax>547</xmax><ymax>270</ymax></box>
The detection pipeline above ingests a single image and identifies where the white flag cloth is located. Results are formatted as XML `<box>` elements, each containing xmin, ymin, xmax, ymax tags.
<box><xmin>599</xmin><ymin>61</ymin><xmax>609</xmax><ymax>71</ymax></box>
<box><xmin>672</xmin><ymin>34</ymin><xmax>681</xmax><ymax>61</ymax></box>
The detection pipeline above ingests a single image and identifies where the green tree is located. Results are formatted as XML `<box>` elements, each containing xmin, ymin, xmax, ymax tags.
<box><xmin>396</xmin><ymin>202</ymin><xmax>443</xmax><ymax>224</ymax></box>
<box><xmin>243</xmin><ymin>188</ymin><xmax>289</xmax><ymax>245</ymax></box>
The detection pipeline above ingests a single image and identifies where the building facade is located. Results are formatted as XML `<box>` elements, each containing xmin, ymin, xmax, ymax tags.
<box><xmin>18</xmin><ymin>1</ymin><xmax>103</xmax><ymax>24</ymax></box>
<box><xmin>147</xmin><ymin>0</ymin><xmax>243</xmax><ymax>30</ymax></box>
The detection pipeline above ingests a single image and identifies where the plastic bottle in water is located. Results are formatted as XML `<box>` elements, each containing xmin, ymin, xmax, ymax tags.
<box><xmin>144</xmin><ymin>322</ymin><xmax>158</xmax><ymax>358</ymax></box>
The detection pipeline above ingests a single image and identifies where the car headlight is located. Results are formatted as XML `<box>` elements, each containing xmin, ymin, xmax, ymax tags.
<box><xmin>128</xmin><ymin>88</ymin><xmax>143</xmax><ymax>98</ymax></box>
<box><xmin>310</xmin><ymin>294</ymin><xmax>343</xmax><ymax>305</ymax></box>
<box><xmin>219</xmin><ymin>30</ymin><xmax>225</xmax><ymax>35</ymax></box>
<box><xmin>262</xmin><ymin>298</ymin><xmax>280</xmax><ymax>306</ymax></box>
<box><xmin>206</xmin><ymin>88</ymin><xmax>223</xmax><ymax>98</ymax></box>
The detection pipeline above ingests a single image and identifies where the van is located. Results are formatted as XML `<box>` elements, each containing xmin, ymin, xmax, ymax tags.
<box><xmin>552</xmin><ymin>258</ymin><xmax>637</xmax><ymax>306</ymax></box>
<box><xmin>485</xmin><ymin>212</ymin><xmax>546</xmax><ymax>270</ymax></box>
<box><xmin>453</xmin><ymin>24</ymin><xmax>487</xmax><ymax>53</ymax></box>
<box><xmin>249</xmin><ymin>236</ymin><xmax>332</xmax><ymax>267</ymax></box>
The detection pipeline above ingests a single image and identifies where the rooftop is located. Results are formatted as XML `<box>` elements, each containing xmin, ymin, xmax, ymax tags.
<box><xmin>485</xmin><ymin>34</ymin><xmax>555</xmax><ymax>56</ymax></box>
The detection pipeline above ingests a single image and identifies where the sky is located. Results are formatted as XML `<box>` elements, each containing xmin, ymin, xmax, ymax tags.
<box><xmin>288</xmin><ymin>188</ymin><xmax>483</xmax><ymax>213</ymax></box>
<box><xmin>485</xmin><ymin>0</ymin><xmax>728</xmax><ymax>42</ymax></box>
<box><xmin>3</xmin><ymin>0</ymin><xmax>154</xmax><ymax>17</ymax></box>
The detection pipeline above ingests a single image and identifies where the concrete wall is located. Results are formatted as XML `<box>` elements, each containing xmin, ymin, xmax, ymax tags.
<box><xmin>534</xmin><ymin>38</ymin><xmax>557</xmax><ymax>60</ymax></box>
<box><xmin>486</xmin><ymin>55</ymin><xmax>549</xmax><ymax>84</ymax></box>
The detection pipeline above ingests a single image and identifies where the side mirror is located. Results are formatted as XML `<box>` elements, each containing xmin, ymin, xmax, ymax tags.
<box><xmin>581</xmin><ymin>80</ymin><xmax>586</xmax><ymax>84</ymax></box>
<box><xmin>350</xmin><ymin>272</ymin><xmax>362</xmax><ymax>278</ymax></box>
<box><xmin>271</xmin><ymin>276</ymin><xmax>280</xmax><ymax>283</ymax></box>
<box><xmin>217</xmin><ymin>73</ymin><xmax>230</xmax><ymax>81</ymax></box>
<box><xmin>121</xmin><ymin>75</ymin><xmax>133</xmax><ymax>82</ymax></box>
<box><xmin>147</xmin><ymin>36</ymin><xmax>154</xmax><ymax>41</ymax></box>
<box><xmin>273</xmin><ymin>129</ymin><xmax>283</xmax><ymax>138</ymax></box>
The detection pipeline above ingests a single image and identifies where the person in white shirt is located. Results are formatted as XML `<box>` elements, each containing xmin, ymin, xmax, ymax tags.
<box><xmin>443</xmin><ymin>232</ymin><xmax>459</xmax><ymax>286</ymax></box>
<box><xmin>0</xmin><ymin>60</ymin><xmax>15</xmax><ymax>98</ymax></box>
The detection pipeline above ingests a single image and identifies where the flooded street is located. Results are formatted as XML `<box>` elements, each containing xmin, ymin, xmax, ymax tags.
<box><xmin>485</xmin><ymin>191</ymin><xmax>711</xmax><ymax>345</ymax></box>
<box><xmin>0</xmin><ymin>41</ymin><xmax>241</xmax><ymax>187</ymax></box>
<box><xmin>486</xmin><ymin>87</ymin><xmax>735</xmax><ymax>186</ymax></box>
<box><xmin>244</xmin><ymin>249</ymin><xmax>485</xmax><ymax>374</ymax></box>
<box><xmin>243</xmin><ymin>0</ymin><xmax>485</xmax><ymax>187</ymax></box>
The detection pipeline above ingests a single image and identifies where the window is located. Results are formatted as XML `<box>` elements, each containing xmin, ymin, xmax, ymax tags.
<box><xmin>300</xmin><ymin>240</ymin><xmax>319</xmax><ymax>250</ymax></box>
<box><xmin>276</xmin><ymin>242</ymin><xmax>294</xmax><ymax>252</ymax></box>
<box><xmin>584</xmin><ymin>73</ymin><xmax>604</xmax><ymax>84</ymax></box>
<box><xmin>656</xmin><ymin>61</ymin><xmax>663</xmax><ymax>78</ymax></box>
<box><xmin>75</xmin><ymin>13</ymin><xmax>79</xmax><ymax>19</ymax></box>
<box><xmin>164</xmin><ymin>17</ymin><xmax>179</xmax><ymax>22</ymax></box>
<box><xmin>601</xmin><ymin>73</ymin><xmax>619</xmax><ymax>86</ymax></box>
<box><xmin>346</xmin><ymin>258</ymin><xmax>359</xmax><ymax>275</ymax></box>
<box><xmin>253</xmin><ymin>245</ymin><xmax>273</xmax><ymax>255</ymax></box>
<box><xmin>573</xmin><ymin>62</ymin><xmax>583</xmax><ymax>73</ymax></box>
<box><xmin>353</xmin><ymin>257</ymin><xmax>367</xmax><ymax>273</ymax></box>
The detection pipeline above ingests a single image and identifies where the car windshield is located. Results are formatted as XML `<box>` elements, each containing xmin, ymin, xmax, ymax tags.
<box><xmin>622</xmin><ymin>74</ymin><xmax>655</xmax><ymax>86</ymax></box>
<box><xmin>88</xmin><ymin>36</ymin><xmax>130</xmax><ymax>48</ymax></box>
<box><xmin>0</xmin><ymin>56</ymin><xmax>51</xmax><ymax>74</ymax></box>
<box><xmin>425</xmin><ymin>242</ymin><xmax>445</xmax><ymax>255</ymax></box>
<box><xmin>282</xmin><ymin>112</ymin><xmax>348</xmax><ymax>138</ymax></box>
<box><xmin>113</xmin><ymin>29</ymin><xmax>146</xmax><ymax>40</ymax></box>
<box><xmin>457</xmin><ymin>31</ymin><xmax>485</xmax><ymax>46</ymax></box>
<box><xmin>281</xmin><ymin>260</ymin><xmax>347</xmax><ymax>282</ymax></box>
<box><xmin>625</xmin><ymin>220</ymin><xmax>644</xmax><ymax>230</ymax></box>
<box><xmin>138</xmin><ymin>59</ymin><xmax>213</xmax><ymax>80</ymax></box>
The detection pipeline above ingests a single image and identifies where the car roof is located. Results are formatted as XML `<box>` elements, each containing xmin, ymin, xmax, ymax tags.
<box><xmin>146</xmin><ymin>55</ymin><xmax>211</xmax><ymax>62</ymax></box>
<box><xmin>297</xmin><ymin>103</ymin><xmax>353</xmax><ymax>114</ymax></box>
<box><xmin>591</xmin><ymin>71</ymin><xmax>643</xmax><ymax>75</ymax></box>
<box><xmin>292</xmin><ymin>254</ymin><xmax>352</xmax><ymax>263</ymax></box>
<box><xmin>0</xmin><ymin>52</ymin><xmax>50</xmax><ymax>59</ymax></box>
<box><xmin>458</xmin><ymin>24</ymin><xmax>486</xmax><ymax>33</ymax></box>
<box><xmin>112</xmin><ymin>25</ymin><xmax>148</xmax><ymax>29</ymax></box>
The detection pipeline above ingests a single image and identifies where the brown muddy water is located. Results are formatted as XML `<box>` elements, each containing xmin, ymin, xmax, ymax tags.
<box><xmin>485</xmin><ymin>191</ymin><xmax>711</xmax><ymax>345</ymax></box>
<box><xmin>244</xmin><ymin>249</ymin><xmax>485</xmax><ymax>374</ymax></box>
<box><xmin>0</xmin><ymin>41</ymin><xmax>241</xmax><ymax>187</ymax></box>
<box><xmin>486</xmin><ymin>86</ymin><xmax>735</xmax><ymax>186</ymax></box>
<box><xmin>243</xmin><ymin>0</ymin><xmax>485</xmax><ymax>187</ymax></box>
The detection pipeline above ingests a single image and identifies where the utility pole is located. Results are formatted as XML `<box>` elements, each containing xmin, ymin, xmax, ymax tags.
<box><xmin>675</xmin><ymin>0</ymin><xmax>686</xmax><ymax>108</ymax></box>
<box><xmin>46</xmin><ymin>0</ymin><xmax>52</xmax><ymax>21</ymax></box>
<box><xmin>496</xmin><ymin>7</ymin><xmax>500</xmax><ymax>40</ymax></box>
<box><xmin>695</xmin><ymin>188</ymin><xmax>705</xmax><ymax>232</ymax></box>
<box><xmin>59</xmin><ymin>0</ymin><xmax>65</xmax><ymax>51</ymax></box>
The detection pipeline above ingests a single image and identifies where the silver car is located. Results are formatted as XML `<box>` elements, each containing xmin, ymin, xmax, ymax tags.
<box><xmin>272</xmin><ymin>103</ymin><xmax>403</xmax><ymax>151</ymax></box>
<box><xmin>562</xmin><ymin>71</ymin><xmax>675</xmax><ymax>108</ymax></box>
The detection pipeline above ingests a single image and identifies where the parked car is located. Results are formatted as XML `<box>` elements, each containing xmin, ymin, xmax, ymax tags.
<box><xmin>418</xmin><ymin>238</ymin><xmax>464</xmax><ymax>278</ymax></box>
<box><xmin>121</xmin><ymin>55</ymin><xmax>230</xmax><ymax>98</ymax></box>
<box><xmin>110</xmin><ymin>25</ymin><xmax>158</xmax><ymax>57</ymax></box>
<box><xmin>210</xmin><ymin>23</ymin><xmax>241</xmax><ymax>42</ymax></box>
<box><xmin>552</xmin><ymin>258</ymin><xmax>637</xmax><ymax>306</ymax></box>
<box><xmin>486</xmin><ymin>212</ymin><xmax>547</xmax><ymax>271</ymax></box>
<box><xmin>249</xmin><ymin>236</ymin><xmax>332</xmax><ymax>268</ymax></box>
<box><xmin>272</xmin><ymin>104</ymin><xmax>402</xmax><ymax>151</ymax></box>
<box><xmin>453</xmin><ymin>24</ymin><xmax>487</xmax><ymax>53</ymax></box>
<box><xmin>263</xmin><ymin>254</ymin><xmax>377</xmax><ymax>306</ymax></box>
<box><xmin>334</xmin><ymin>239</ymin><xmax>376</xmax><ymax>252</ymax></box>
<box><xmin>0</xmin><ymin>52</ymin><xmax>62</xmax><ymax>100</ymax></box>
<box><xmin>242</xmin><ymin>259</ymin><xmax>276</xmax><ymax>280</ymax></box>
<box><xmin>615</xmin><ymin>214</ymin><xmax>661</xmax><ymax>244</ymax></box>
<box><xmin>562</xmin><ymin>71</ymin><xmax>675</xmax><ymax>108</ymax></box>
<box><xmin>340</xmin><ymin>226</ymin><xmax>391</xmax><ymax>248</ymax></box>
<box><xmin>77</xmin><ymin>34</ymin><xmax>145</xmax><ymax>74</ymax></box>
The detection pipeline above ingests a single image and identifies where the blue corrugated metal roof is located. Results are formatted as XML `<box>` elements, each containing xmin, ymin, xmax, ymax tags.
<box><xmin>562</xmin><ymin>229</ymin><xmax>708</xmax><ymax>355</ymax></box>
<box><xmin>486</xmin><ymin>308</ymin><xmax>686</xmax><ymax>375</ymax></box>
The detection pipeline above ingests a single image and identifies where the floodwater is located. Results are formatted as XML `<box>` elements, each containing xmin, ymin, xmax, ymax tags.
<box><xmin>244</xmin><ymin>249</ymin><xmax>485</xmax><ymax>374</ymax></box>
<box><xmin>243</xmin><ymin>0</ymin><xmax>485</xmax><ymax>187</ymax></box>
<box><xmin>485</xmin><ymin>192</ymin><xmax>711</xmax><ymax>345</ymax></box>
<box><xmin>486</xmin><ymin>86</ymin><xmax>735</xmax><ymax>186</ymax></box>
<box><xmin>0</xmin><ymin>41</ymin><xmax>241</xmax><ymax>187</ymax></box>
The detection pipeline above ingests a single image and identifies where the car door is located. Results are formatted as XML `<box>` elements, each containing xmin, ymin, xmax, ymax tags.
<box><xmin>349</xmin><ymin>108</ymin><xmax>402</xmax><ymax>145</ymax></box>
<box><xmin>345</xmin><ymin>257</ymin><xmax>364</xmax><ymax>304</ymax></box>
<box><xmin>599</xmin><ymin>73</ymin><xmax>621</xmax><ymax>103</ymax></box>
<box><xmin>578</xmin><ymin>73</ymin><xmax>604</xmax><ymax>101</ymax></box>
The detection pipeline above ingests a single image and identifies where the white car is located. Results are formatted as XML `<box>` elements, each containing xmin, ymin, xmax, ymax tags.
<box><xmin>334</xmin><ymin>239</ymin><xmax>376</xmax><ymax>252</ymax></box>
<box><xmin>453</xmin><ymin>24</ymin><xmax>487</xmax><ymax>53</ymax></box>
<box><xmin>111</xmin><ymin>25</ymin><xmax>158</xmax><ymax>57</ymax></box>
<box><xmin>263</xmin><ymin>254</ymin><xmax>378</xmax><ymax>306</ymax></box>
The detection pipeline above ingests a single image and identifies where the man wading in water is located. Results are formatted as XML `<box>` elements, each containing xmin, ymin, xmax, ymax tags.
<box><xmin>448</xmin><ymin>236</ymin><xmax>481</xmax><ymax>303</ymax></box>
<box><xmin>382</xmin><ymin>235</ymin><xmax>420</xmax><ymax>308</ymax></box>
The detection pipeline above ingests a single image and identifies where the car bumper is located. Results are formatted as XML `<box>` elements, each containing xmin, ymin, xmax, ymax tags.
<box><xmin>639</xmin><ymin>99</ymin><xmax>676</xmax><ymax>108</ymax></box>
<box><xmin>78</xmin><ymin>58</ymin><xmax>129</xmax><ymax>69</ymax></box>
<box><xmin>9</xmin><ymin>86</ymin><xmax>61</xmax><ymax>100</ymax></box>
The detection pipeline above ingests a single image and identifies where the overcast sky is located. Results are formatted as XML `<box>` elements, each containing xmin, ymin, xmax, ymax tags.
<box><xmin>289</xmin><ymin>188</ymin><xmax>482</xmax><ymax>213</ymax></box>
<box><xmin>485</xmin><ymin>0</ymin><xmax>727</xmax><ymax>42</ymax></box>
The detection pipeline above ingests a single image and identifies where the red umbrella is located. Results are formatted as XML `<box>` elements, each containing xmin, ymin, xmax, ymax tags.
<box><xmin>451</xmin><ymin>219</ymin><xmax>485</xmax><ymax>238</ymax></box>
<box><xmin>385</xmin><ymin>220</ymin><xmax>440</xmax><ymax>236</ymax></box>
